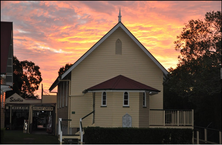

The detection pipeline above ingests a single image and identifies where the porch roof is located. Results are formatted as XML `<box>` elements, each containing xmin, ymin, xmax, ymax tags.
<box><xmin>83</xmin><ymin>75</ymin><xmax>160</xmax><ymax>93</ymax></box>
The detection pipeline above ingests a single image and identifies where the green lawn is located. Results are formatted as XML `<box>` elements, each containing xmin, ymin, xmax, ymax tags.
<box><xmin>1</xmin><ymin>130</ymin><xmax>59</xmax><ymax>144</ymax></box>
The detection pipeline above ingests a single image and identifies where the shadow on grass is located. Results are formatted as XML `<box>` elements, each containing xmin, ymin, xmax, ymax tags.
<box><xmin>1</xmin><ymin>130</ymin><xmax>59</xmax><ymax>144</ymax></box>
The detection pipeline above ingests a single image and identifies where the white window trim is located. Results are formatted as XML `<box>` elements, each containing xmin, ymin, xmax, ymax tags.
<box><xmin>66</xmin><ymin>81</ymin><xmax>68</xmax><ymax>106</ymax></box>
<box><xmin>101</xmin><ymin>92</ymin><xmax>107</xmax><ymax>106</ymax></box>
<box><xmin>123</xmin><ymin>92</ymin><xmax>129</xmax><ymax>106</ymax></box>
<box><xmin>143</xmin><ymin>92</ymin><xmax>146</xmax><ymax>107</ymax></box>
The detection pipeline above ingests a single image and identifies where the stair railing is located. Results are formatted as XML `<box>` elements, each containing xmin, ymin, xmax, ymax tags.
<box><xmin>58</xmin><ymin>118</ymin><xmax>72</xmax><ymax>144</ymax></box>
<box><xmin>79</xmin><ymin>111</ymin><xmax>94</xmax><ymax>143</ymax></box>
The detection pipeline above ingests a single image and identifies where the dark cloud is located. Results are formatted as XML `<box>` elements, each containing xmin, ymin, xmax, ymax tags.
<box><xmin>80</xmin><ymin>1</ymin><xmax>116</xmax><ymax>15</ymax></box>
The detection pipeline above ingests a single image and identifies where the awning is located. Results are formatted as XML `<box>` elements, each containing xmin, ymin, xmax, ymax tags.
<box><xmin>83</xmin><ymin>75</ymin><xmax>160</xmax><ymax>94</ymax></box>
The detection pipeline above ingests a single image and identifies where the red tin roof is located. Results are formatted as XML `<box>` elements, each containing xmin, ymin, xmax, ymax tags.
<box><xmin>1</xmin><ymin>22</ymin><xmax>12</xmax><ymax>74</ymax></box>
<box><xmin>83</xmin><ymin>75</ymin><xmax>160</xmax><ymax>93</ymax></box>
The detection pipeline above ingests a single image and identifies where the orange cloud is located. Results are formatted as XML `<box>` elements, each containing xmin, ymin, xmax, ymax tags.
<box><xmin>1</xmin><ymin>1</ymin><xmax>221</xmax><ymax>97</ymax></box>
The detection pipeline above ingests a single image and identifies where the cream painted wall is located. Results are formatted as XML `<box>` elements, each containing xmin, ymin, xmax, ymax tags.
<box><xmin>139</xmin><ymin>92</ymin><xmax>149</xmax><ymax>127</ymax></box>
<box><xmin>70</xmin><ymin>93</ymin><xmax>93</xmax><ymax>128</ymax></box>
<box><xmin>42</xmin><ymin>95</ymin><xmax>57</xmax><ymax>103</ymax></box>
<box><xmin>95</xmin><ymin>92</ymin><xmax>139</xmax><ymax>127</ymax></box>
<box><xmin>69</xmin><ymin>26</ymin><xmax>164</xmax><ymax>127</ymax></box>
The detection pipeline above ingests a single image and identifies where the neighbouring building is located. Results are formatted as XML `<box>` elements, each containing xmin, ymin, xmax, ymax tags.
<box><xmin>49</xmin><ymin>11</ymin><xmax>194</xmax><ymax>135</ymax></box>
<box><xmin>4</xmin><ymin>93</ymin><xmax>57</xmax><ymax>134</ymax></box>
<box><xmin>1</xmin><ymin>21</ymin><xmax>13</xmax><ymax>129</ymax></box>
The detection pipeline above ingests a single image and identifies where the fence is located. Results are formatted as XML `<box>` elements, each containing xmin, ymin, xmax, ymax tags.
<box><xmin>194</xmin><ymin>126</ymin><xmax>222</xmax><ymax>144</ymax></box>
<box><xmin>149</xmin><ymin>109</ymin><xmax>193</xmax><ymax>128</ymax></box>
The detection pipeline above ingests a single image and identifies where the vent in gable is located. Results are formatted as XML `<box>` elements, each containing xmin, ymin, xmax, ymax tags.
<box><xmin>115</xmin><ymin>39</ymin><xmax>122</xmax><ymax>55</ymax></box>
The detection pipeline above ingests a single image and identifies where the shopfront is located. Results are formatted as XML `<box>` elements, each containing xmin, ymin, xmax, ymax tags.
<box><xmin>5</xmin><ymin>93</ymin><xmax>57</xmax><ymax>134</ymax></box>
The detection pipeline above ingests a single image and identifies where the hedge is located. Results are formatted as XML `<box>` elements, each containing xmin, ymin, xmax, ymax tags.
<box><xmin>1</xmin><ymin>128</ymin><xmax>5</xmax><ymax>143</ymax></box>
<box><xmin>84</xmin><ymin>127</ymin><xmax>192</xmax><ymax>143</ymax></box>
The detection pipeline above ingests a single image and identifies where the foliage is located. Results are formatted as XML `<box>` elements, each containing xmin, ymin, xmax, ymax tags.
<box><xmin>84</xmin><ymin>127</ymin><xmax>192</xmax><ymax>143</ymax></box>
<box><xmin>164</xmin><ymin>11</ymin><xmax>221</xmax><ymax>129</ymax></box>
<box><xmin>6</xmin><ymin>56</ymin><xmax>42</xmax><ymax>99</ymax></box>
<box><xmin>58</xmin><ymin>63</ymin><xmax>72</xmax><ymax>76</ymax></box>
<box><xmin>1</xmin><ymin>128</ymin><xmax>5</xmax><ymax>143</ymax></box>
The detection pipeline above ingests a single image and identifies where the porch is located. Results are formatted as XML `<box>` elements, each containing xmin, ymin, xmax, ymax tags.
<box><xmin>149</xmin><ymin>109</ymin><xmax>194</xmax><ymax>129</ymax></box>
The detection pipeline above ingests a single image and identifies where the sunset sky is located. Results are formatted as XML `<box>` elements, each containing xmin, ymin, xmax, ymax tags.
<box><xmin>1</xmin><ymin>1</ymin><xmax>221</xmax><ymax>98</ymax></box>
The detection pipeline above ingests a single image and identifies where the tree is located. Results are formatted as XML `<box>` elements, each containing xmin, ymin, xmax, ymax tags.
<box><xmin>58</xmin><ymin>63</ymin><xmax>72</xmax><ymax>76</ymax></box>
<box><xmin>164</xmin><ymin>11</ymin><xmax>221</xmax><ymax>129</ymax></box>
<box><xmin>7</xmin><ymin>56</ymin><xmax>43</xmax><ymax>99</ymax></box>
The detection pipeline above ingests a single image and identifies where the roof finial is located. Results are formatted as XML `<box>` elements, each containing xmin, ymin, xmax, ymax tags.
<box><xmin>118</xmin><ymin>8</ymin><xmax>121</xmax><ymax>22</ymax></box>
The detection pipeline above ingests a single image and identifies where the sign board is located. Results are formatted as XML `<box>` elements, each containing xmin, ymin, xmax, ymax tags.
<box><xmin>6</xmin><ymin>106</ymin><xmax>29</xmax><ymax>110</ymax></box>
<box><xmin>10</xmin><ymin>97</ymin><xmax>23</xmax><ymax>102</ymax></box>
<box><xmin>33</xmin><ymin>106</ymin><xmax>53</xmax><ymax>111</ymax></box>
<box><xmin>6</xmin><ymin>93</ymin><xmax>41</xmax><ymax>104</ymax></box>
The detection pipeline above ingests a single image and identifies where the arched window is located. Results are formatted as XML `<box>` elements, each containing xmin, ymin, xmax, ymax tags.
<box><xmin>123</xmin><ymin>92</ymin><xmax>129</xmax><ymax>106</ymax></box>
<box><xmin>101</xmin><ymin>92</ymin><xmax>107</xmax><ymax>106</ymax></box>
<box><xmin>142</xmin><ymin>92</ymin><xmax>146</xmax><ymax>107</ymax></box>
<box><xmin>115</xmin><ymin>39</ymin><xmax>122</xmax><ymax>55</ymax></box>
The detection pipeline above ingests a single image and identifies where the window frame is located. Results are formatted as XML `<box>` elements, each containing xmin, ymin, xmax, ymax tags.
<box><xmin>142</xmin><ymin>92</ymin><xmax>146</xmax><ymax>107</ymax></box>
<box><xmin>123</xmin><ymin>92</ymin><xmax>129</xmax><ymax>107</ymax></box>
<box><xmin>101</xmin><ymin>92</ymin><xmax>107</xmax><ymax>107</ymax></box>
<box><xmin>66</xmin><ymin>81</ymin><xmax>68</xmax><ymax>107</ymax></box>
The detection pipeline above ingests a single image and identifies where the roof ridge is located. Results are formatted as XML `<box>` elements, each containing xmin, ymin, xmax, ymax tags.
<box><xmin>122</xmin><ymin>75</ymin><xmax>144</xmax><ymax>89</ymax></box>
<box><xmin>83</xmin><ymin>75</ymin><xmax>160</xmax><ymax>93</ymax></box>
<box><xmin>112</xmin><ymin>75</ymin><xmax>122</xmax><ymax>89</ymax></box>
<box><xmin>49</xmin><ymin>20</ymin><xmax>169</xmax><ymax>92</ymax></box>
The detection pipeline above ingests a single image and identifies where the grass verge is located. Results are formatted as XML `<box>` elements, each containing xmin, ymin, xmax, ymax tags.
<box><xmin>1</xmin><ymin>130</ymin><xmax>59</xmax><ymax>144</ymax></box>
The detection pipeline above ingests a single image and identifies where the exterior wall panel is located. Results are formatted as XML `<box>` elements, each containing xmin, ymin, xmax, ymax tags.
<box><xmin>95</xmin><ymin>92</ymin><xmax>139</xmax><ymax>127</ymax></box>
<box><xmin>70</xmin><ymin>93</ymin><xmax>93</xmax><ymax>128</ymax></box>
<box><xmin>139</xmin><ymin>92</ymin><xmax>149</xmax><ymax>127</ymax></box>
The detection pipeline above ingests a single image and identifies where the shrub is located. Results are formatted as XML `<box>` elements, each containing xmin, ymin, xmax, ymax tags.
<box><xmin>1</xmin><ymin>128</ymin><xmax>5</xmax><ymax>143</ymax></box>
<box><xmin>84</xmin><ymin>127</ymin><xmax>192</xmax><ymax>144</ymax></box>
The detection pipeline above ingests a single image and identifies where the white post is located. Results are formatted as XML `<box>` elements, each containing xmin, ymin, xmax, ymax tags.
<box><xmin>197</xmin><ymin>130</ymin><xmax>199</xmax><ymax>144</ymax></box>
<box><xmin>183</xmin><ymin>111</ymin><xmax>185</xmax><ymax>126</ymax></box>
<box><xmin>163</xmin><ymin>110</ymin><xmax>165</xmax><ymax>126</ymax></box>
<box><xmin>60</xmin><ymin>130</ymin><xmax>62</xmax><ymax>144</ymax></box>
<box><xmin>192</xmin><ymin>130</ymin><xmax>194</xmax><ymax>144</ymax></box>
<box><xmin>204</xmin><ymin>128</ymin><xmax>207</xmax><ymax>143</ymax></box>
<box><xmin>58</xmin><ymin>118</ymin><xmax>62</xmax><ymax>144</ymax></box>
<box><xmin>177</xmin><ymin>110</ymin><xmax>179</xmax><ymax>126</ymax></box>
<box><xmin>219</xmin><ymin>131</ymin><xmax>221</xmax><ymax>144</ymax></box>
<box><xmin>80</xmin><ymin>118</ymin><xmax>83</xmax><ymax>144</ymax></box>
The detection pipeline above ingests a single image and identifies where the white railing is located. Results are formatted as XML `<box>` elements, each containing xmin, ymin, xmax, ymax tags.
<box><xmin>58</xmin><ymin>118</ymin><xmax>62</xmax><ymax>144</ymax></box>
<box><xmin>58</xmin><ymin>118</ymin><xmax>72</xmax><ymax>144</ymax></box>
<box><xmin>149</xmin><ymin>109</ymin><xmax>194</xmax><ymax>127</ymax></box>
<box><xmin>79</xmin><ymin>111</ymin><xmax>94</xmax><ymax>144</ymax></box>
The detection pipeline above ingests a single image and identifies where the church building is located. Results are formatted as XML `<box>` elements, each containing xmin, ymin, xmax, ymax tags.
<box><xmin>49</xmin><ymin>10</ymin><xmax>193</xmax><ymax>135</ymax></box>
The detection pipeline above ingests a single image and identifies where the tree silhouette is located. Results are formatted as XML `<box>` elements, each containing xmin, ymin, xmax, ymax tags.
<box><xmin>164</xmin><ymin>11</ymin><xmax>221</xmax><ymax>129</ymax></box>
<box><xmin>7</xmin><ymin>56</ymin><xmax>42</xmax><ymax>99</ymax></box>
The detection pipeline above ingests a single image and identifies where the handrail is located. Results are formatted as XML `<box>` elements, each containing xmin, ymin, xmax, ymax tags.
<box><xmin>58</xmin><ymin>118</ymin><xmax>72</xmax><ymax>144</ymax></box>
<box><xmin>195</xmin><ymin>126</ymin><xmax>221</xmax><ymax>131</ymax></box>
<box><xmin>79</xmin><ymin>111</ymin><xmax>94</xmax><ymax>144</ymax></box>
<box><xmin>82</xmin><ymin>111</ymin><xmax>94</xmax><ymax>120</ymax></box>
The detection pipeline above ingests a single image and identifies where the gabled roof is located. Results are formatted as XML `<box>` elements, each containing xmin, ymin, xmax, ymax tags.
<box><xmin>1</xmin><ymin>21</ymin><xmax>12</xmax><ymax>74</ymax></box>
<box><xmin>83</xmin><ymin>75</ymin><xmax>160</xmax><ymax>93</ymax></box>
<box><xmin>49</xmin><ymin>21</ymin><xmax>168</xmax><ymax>92</ymax></box>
